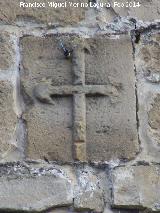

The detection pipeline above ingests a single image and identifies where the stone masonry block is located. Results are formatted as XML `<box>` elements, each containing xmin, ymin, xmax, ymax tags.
<box><xmin>74</xmin><ymin>166</ymin><xmax>106</xmax><ymax>212</ymax></box>
<box><xmin>0</xmin><ymin>175</ymin><xmax>72</xmax><ymax>212</ymax></box>
<box><xmin>20</xmin><ymin>35</ymin><xmax>138</xmax><ymax>162</ymax></box>
<box><xmin>85</xmin><ymin>35</ymin><xmax>138</xmax><ymax>161</ymax></box>
<box><xmin>74</xmin><ymin>190</ymin><xmax>104</xmax><ymax>212</ymax></box>
<box><xmin>0</xmin><ymin>0</ymin><xmax>87</xmax><ymax>26</ymax></box>
<box><xmin>0</xmin><ymin>81</ymin><xmax>17</xmax><ymax>157</ymax></box>
<box><xmin>0</xmin><ymin>32</ymin><xmax>14</xmax><ymax>71</ymax></box>
<box><xmin>112</xmin><ymin>165</ymin><xmax>160</xmax><ymax>211</ymax></box>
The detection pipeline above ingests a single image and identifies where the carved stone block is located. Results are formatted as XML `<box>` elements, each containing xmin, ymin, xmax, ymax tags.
<box><xmin>20</xmin><ymin>35</ymin><xmax>138</xmax><ymax>162</ymax></box>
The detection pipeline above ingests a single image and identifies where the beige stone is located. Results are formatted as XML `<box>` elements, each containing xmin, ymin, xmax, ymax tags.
<box><xmin>0</xmin><ymin>81</ymin><xmax>17</xmax><ymax>157</ymax></box>
<box><xmin>85</xmin><ymin>35</ymin><xmax>139</xmax><ymax>161</ymax></box>
<box><xmin>149</xmin><ymin>94</ymin><xmax>160</xmax><ymax>130</ymax></box>
<box><xmin>148</xmin><ymin>94</ymin><xmax>160</xmax><ymax>145</ymax></box>
<box><xmin>135</xmin><ymin>32</ymin><xmax>160</xmax><ymax>160</ymax></box>
<box><xmin>74</xmin><ymin>191</ymin><xmax>104</xmax><ymax>212</ymax></box>
<box><xmin>25</xmin><ymin>99</ymin><xmax>73</xmax><ymax>162</ymax></box>
<box><xmin>112</xmin><ymin>165</ymin><xmax>160</xmax><ymax>211</ymax></box>
<box><xmin>21</xmin><ymin>35</ymin><xmax>138</xmax><ymax>162</ymax></box>
<box><xmin>0</xmin><ymin>0</ymin><xmax>87</xmax><ymax>26</ymax></box>
<box><xmin>0</xmin><ymin>32</ymin><xmax>14</xmax><ymax>70</ymax></box>
<box><xmin>74</xmin><ymin>143</ymin><xmax>86</xmax><ymax>162</ymax></box>
<box><xmin>20</xmin><ymin>35</ymin><xmax>76</xmax><ymax>162</ymax></box>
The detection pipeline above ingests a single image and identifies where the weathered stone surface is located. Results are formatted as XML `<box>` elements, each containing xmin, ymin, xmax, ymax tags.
<box><xmin>21</xmin><ymin>35</ymin><xmax>138</xmax><ymax>162</ymax></box>
<box><xmin>21</xmin><ymin>35</ymin><xmax>74</xmax><ymax>162</ymax></box>
<box><xmin>135</xmin><ymin>32</ymin><xmax>160</xmax><ymax>161</ymax></box>
<box><xmin>86</xmin><ymin>35</ymin><xmax>138</xmax><ymax>161</ymax></box>
<box><xmin>109</xmin><ymin>0</ymin><xmax>160</xmax><ymax>22</ymax></box>
<box><xmin>74</xmin><ymin>190</ymin><xmax>104</xmax><ymax>212</ymax></box>
<box><xmin>0</xmin><ymin>81</ymin><xmax>17</xmax><ymax>157</ymax></box>
<box><xmin>136</xmin><ymin>82</ymin><xmax>160</xmax><ymax>161</ymax></box>
<box><xmin>74</xmin><ymin>166</ymin><xmax>105</xmax><ymax>212</ymax></box>
<box><xmin>24</xmin><ymin>100</ymin><xmax>73</xmax><ymax>162</ymax></box>
<box><xmin>0</xmin><ymin>175</ymin><xmax>72</xmax><ymax>212</ymax></box>
<box><xmin>136</xmin><ymin>33</ymin><xmax>160</xmax><ymax>83</ymax></box>
<box><xmin>112</xmin><ymin>166</ymin><xmax>160</xmax><ymax>211</ymax></box>
<box><xmin>0</xmin><ymin>0</ymin><xmax>87</xmax><ymax>26</ymax></box>
<box><xmin>0</xmin><ymin>162</ymin><xmax>109</xmax><ymax>212</ymax></box>
<box><xmin>0</xmin><ymin>32</ymin><xmax>14</xmax><ymax>70</ymax></box>
<box><xmin>148</xmin><ymin>94</ymin><xmax>160</xmax><ymax>145</ymax></box>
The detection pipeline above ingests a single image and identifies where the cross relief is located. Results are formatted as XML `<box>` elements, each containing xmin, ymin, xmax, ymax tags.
<box><xmin>33</xmin><ymin>44</ymin><xmax>118</xmax><ymax>161</ymax></box>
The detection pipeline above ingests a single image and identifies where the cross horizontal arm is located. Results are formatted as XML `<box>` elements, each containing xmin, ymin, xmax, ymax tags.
<box><xmin>49</xmin><ymin>85</ymin><xmax>112</xmax><ymax>95</ymax></box>
<box><xmin>34</xmin><ymin>83</ymin><xmax>118</xmax><ymax>103</ymax></box>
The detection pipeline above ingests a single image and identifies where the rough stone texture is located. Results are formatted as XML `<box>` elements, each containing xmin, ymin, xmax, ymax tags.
<box><xmin>112</xmin><ymin>166</ymin><xmax>160</xmax><ymax>211</ymax></box>
<box><xmin>0</xmin><ymin>32</ymin><xmax>14</xmax><ymax>70</ymax></box>
<box><xmin>135</xmin><ymin>83</ymin><xmax>160</xmax><ymax>161</ymax></box>
<box><xmin>74</xmin><ymin>166</ymin><xmax>106</xmax><ymax>212</ymax></box>
<box><xmin>148</xmin><ymin>94</ymin><xmax>160</xmax><ymax>145</ymax></box>
<box><xmin>136</xmin><ymin>33</ymin><xmax>160</xmax><ymax>83</ymax></box>
<box><xmin>0</xmin><ymin>162</ymin><xmax>75</xmax><ymax>211</ymax></box>
<box><xmin>109</xmin><ymin>0</ymin><xmax>160</xmax><ymax>22</ymax></box>
<box><xmin>20</xmin><ymin>35</ymin><xmax>138</xmax><ymax>162</ymax></box>
<box><xmin>74</xmin><ymin>190</ymin><xmax>104</xmax><ymax>212</ymax></box>
<box><xmin>0</xmin><ymin>162</ymin><xmax>108</xmax><ymax>212</ymax></box>
<box><xmin>0</xmin><ymin>0</ymin><xmax>87</xmax><ymax>26</ymax></box>
<box><xmin>24</xmin><ymin>99</ymin><xmax>73</xmax><ymax>162</ymax></box>
<box><xmin>20</xmin><ymin>35</ymin><xmax>74</xmax><ymax>162</ymax></box>
<box><xmin>0</xmin><ymin>81</ymin><xmax>17</xmax><ymax>158</ymax></box>
<box><xmin>85</xmin><ymin>35</ymin><xmax>139</xmax><ymax>161</ymax></box>
<box><xmin>0</xmin><ymin>0</ymin><xmax>159</xmax><ymax>211</ymax></box>
<box><xmin>135</xmin><ymin>32</ymin><xmax>160</xmax><ymax>161</ymax></box>
<box><xmin>0</xmin><ymin>175</ymin><xmax>72</xmax><ymax>212</ymax></box>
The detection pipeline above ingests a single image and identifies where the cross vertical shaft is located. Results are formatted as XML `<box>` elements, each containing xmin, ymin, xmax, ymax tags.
<box><xmin>72</xmin><ymin>45</ymin><xmax>87</xmax><ymax>161</ymax></box>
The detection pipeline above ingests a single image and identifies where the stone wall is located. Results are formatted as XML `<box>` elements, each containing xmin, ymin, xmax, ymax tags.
<box><xmin>0</xmin><ymin>0</ymin><xmax>159</xmax><ymax>212</ymax></box>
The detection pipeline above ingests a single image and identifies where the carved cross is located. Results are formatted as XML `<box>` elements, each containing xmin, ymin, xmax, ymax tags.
<box><xmin>34</xmin><ymin>45</ymin><xmax>117</xmax><ymax>161</ymax></box>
